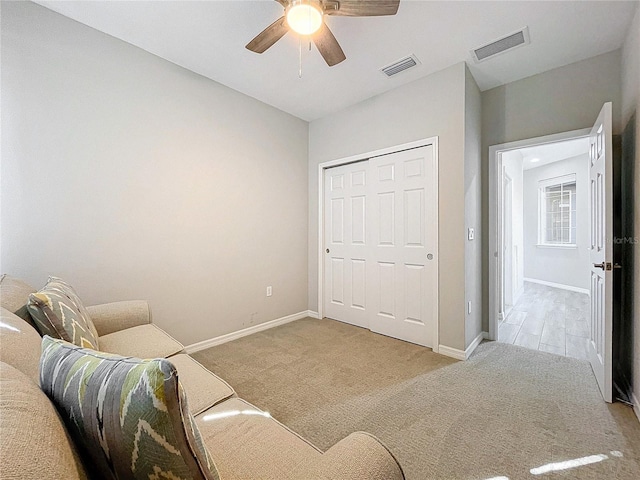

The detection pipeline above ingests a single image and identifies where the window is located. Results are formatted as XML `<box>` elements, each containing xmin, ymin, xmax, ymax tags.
<box><xmin>538</xmin><ymin>174</ymin><xmax>577</xmax><ymax>247</ymax></box>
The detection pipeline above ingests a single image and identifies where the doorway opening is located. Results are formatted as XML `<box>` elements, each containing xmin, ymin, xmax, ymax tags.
<box><xmin>490</xmin><ymin>130</ymin><xmax>592</xmax><ymax>359</ymax></box>
<box><xmin>489</xmin><ymin>104</ymin><xmax>613</xmax><ymax>403</ymax></box>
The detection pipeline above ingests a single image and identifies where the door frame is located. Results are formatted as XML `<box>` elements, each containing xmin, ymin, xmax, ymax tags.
<box><xmin>317</xmin><ymin>137</ymin><xmax>439</xmax><ymax>352</ymax></box>
<box><xmin>502</xmin><ymin>171</ymin><xmax>514</xmax><ymax>315</ymax></box>
<box><xmin>488</xmin><ymin>128</ymin><xmax>591</xmax><ymax>341</ymax></box>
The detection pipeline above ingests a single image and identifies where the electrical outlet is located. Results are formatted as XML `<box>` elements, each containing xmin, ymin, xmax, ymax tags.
<box><xmin>468</xmin><ymin>228</ymin><xmax>475</xmax><ymax>241</ymax></box>
<box><xmin>266</xmin><ymin>286</ymin><xmax>272</xmax><ymax>297</ymax></box>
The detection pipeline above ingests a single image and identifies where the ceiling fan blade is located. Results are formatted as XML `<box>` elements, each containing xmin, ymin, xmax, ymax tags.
<box><xmin>326</xmin><ymin>0</ymin><xmax>400</xmax><ymax>16</ymax></box>
<box><xmin>313</xmin><ymin>23</ymin><xmax>346</xmax><ymax>66</ymax></box>
<box><xmin>246</xmin><ymin>16</ymin><xmax>289</xmax><ymax>53</ymax></box>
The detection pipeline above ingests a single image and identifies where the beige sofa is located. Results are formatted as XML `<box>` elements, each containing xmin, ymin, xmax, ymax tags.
<box><xmin>0</xmin><ymin>274</ymin><xmax>404</xmax><ymax>479</ymax></box>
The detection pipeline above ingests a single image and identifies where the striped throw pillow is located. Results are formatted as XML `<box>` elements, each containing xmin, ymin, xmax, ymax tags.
<box><xmin>27</xmin><ymin>277</ymin><xmax>99</xmax><ymax>349</ymax></box>
<box><xmin>39</xmin><ymin>336</ymin><xmax>219</xmax><ymax>480</ymax></box>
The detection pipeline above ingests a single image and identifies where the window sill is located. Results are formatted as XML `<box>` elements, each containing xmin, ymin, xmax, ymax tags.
<box><xmin>536</xmin><ymin>244</ymin><xmax>578</xmax><ymax>249</ymax></box>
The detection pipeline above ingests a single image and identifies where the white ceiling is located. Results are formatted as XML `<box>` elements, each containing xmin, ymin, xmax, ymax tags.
<box><xmin>504</xmin><ymin>137</ymin><xmax>590</xmax><ymax>170</ymax></box>
<box><xmin>35</xmin><ymin>0</ymin><xmax>638</xmax><ymax>121</ymax></box>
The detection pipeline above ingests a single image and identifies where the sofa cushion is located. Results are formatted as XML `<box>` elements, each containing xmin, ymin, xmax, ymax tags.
<box><xmin>169</xmin><ymin>354</ymin><xmax>235</xmax><ymax>415</ymax></box>
<box><xmin>0</xmin><ymin>274</ymin><xmax>37</xmax><ymax>325</ymax></box>
<box><xmin>86</xmin><ymin>300</ymin><xmax>151</xmax><ymax>336</ymax></box>
<box><xmin>40</xmin><ymin>336</ymin><xmax>220</xmax><ymax>480</ymax></box>
<box><xmin>196</xmin><ymin>398</ymin><xmax>322</xmax><ymax>479</ymax></box>
<box><xmin>0</xmin><ymin>361</ymin><xmax>88</xmax><ymax>480</ymax></box>
<box><xmin>27</xmin><ymin>277</ymin><xmax>99</xmax><ymax>349</ymax></box>
<box><xmin>99</xmin><ymin>323</ymin><xmax>183</xmax><ymax>358</ymax></box>
<box><xmin>0</xmin><ymin>307</ymin><xmax>42</xmax><ymax>384</ymax></box>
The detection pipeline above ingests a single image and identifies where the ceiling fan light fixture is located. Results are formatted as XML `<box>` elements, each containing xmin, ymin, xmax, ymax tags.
<box><xmin>286</xmin><ymin>1</ymin><xmax>323</xmax><ymax>36</ymax></box>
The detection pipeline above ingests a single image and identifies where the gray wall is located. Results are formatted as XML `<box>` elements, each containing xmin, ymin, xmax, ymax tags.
<box><xmin>620</xmin><ymin>6</ymin><xmax>640</xmax><ymax>417</ymax></box>
<box><xmin>523</xmin><ymin>155</ymin><xmax>590</xmax><ymax>290</ymax></box>
<box><xmin>309</xmin><ymin>63</ymin><xmax>468</xmax><ymax>350</ymax></box>
<box><xmin>1</xmin><ymin>1</ymin><xmax>309</xmax><ymax>346</ymax></box>
<box><xmin>482</xmin><ymin>50</ymin><xmax>622</xmax><ymax>332</ymax></box>
<box><xmin>464</xmin><ymin>66</ymin><xmax>483</xmax><ymax>348</ymax></box>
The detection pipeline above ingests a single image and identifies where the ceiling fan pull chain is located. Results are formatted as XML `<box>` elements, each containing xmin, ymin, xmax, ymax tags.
<box><xmin>298</xmin><ymin>35</ymin><xmax>303</xmax><ymax>78</ymax></box>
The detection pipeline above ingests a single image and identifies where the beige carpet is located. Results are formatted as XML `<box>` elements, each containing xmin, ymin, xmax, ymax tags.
<box><xmin>193</xmin><ymin>318</ymin><xmax>640</xmax><ymax>479</ymax></box>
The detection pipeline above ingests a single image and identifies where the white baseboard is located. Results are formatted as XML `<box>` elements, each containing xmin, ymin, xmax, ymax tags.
<box><xmin>632</xmin><ymin>392</ymin><xmax>640</xmax><ymax>424</ymax></box>
<box><xmin>465</xmin><ymin>331</ymin><xmax>485</xmax><ymax>358</ymax></box>
<box><xmin>439</xmin><ymin>331</ymin><xmax>487</xmax><ymax>361</ymax></box>
<box><xmin>437</xmin><ymin>345</ymin><xmax>465</xmax><ymax>360</ymax></box>
<box><xmin>185</xmin><ymin>310</ymin><xmax>315</xmax><ymax>354</ymax></box>
<box><xmin>523</xmin><ymin>277</ymin><xmax>590</xmax><ymax>295</ymax></box>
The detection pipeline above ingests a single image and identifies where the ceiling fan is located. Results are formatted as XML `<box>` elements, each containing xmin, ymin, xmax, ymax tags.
<box><xmin>246</xmin><ymin>0</ymin><xmax>400</xmax><ymax>66</ymax></box>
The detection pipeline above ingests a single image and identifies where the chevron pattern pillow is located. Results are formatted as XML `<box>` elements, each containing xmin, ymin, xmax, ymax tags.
<box><xmin>39</xmin><ymin>336</ymin><xmax>219</xmax><ymax>480</ymax></box>
<box><xmin>27</xmin><ymin>277</ymin><xmax>99</xmax><ymax>349</ymax></box>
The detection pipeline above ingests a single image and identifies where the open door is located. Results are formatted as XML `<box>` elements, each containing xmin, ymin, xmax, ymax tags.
<box><xmin>588</xmin><ymin>102</ymin><xmax>613</xmax><ymax>403</ymax></box>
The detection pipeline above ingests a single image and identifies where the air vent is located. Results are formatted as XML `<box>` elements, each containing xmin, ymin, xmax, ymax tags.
<box><xmin>381</xmin><ymin>55</ymin><xmax>420</xmax><ymax>77</ymax></box>
<box><xmin>471</xmin><ymin>27</ymin><xmax>530</xmax><ymax>63</ymax></box>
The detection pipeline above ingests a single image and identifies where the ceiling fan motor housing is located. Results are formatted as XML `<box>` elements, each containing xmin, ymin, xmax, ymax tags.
<box><xmin>286</xmin><ymin>0</ymin><xmax>324</xmax><ymax>36</ymax></box>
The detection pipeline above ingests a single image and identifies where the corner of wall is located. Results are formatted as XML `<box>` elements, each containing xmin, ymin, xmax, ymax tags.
<box><xmin>464</xmin><ymin>67</ymin><xmax>483</xmax><ymax>348</ymax></box>
<box><xmin>620</xmin><ymin>2</ymin><xmax>640</xmax><ymax>424</ymax></box>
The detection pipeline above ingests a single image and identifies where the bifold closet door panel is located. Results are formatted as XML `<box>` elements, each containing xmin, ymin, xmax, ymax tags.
<box><xmin>323</xmin><ymin>161</ymin><xmax>369</xmax><ymax>328</ymax></box>
<box><xmin>368</xmin><ymin>145</ymin><xmax>437</xmax><ymax>348</ymax></box>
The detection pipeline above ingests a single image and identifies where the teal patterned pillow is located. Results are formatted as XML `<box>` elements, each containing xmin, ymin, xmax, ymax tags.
<box><xmin>27</xmin><ymin>277</ymin><xmax>100</xmax><ymax>349</ymax></box>
<box><xmin>39</xmin><ymin>336</ymin><xmax>219</xmax><ymax>480</ymax></box>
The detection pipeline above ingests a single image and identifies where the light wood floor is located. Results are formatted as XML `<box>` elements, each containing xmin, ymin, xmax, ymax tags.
<box><xmin>499</xmin><ymin>281</ymin><xmax>590</xmax><ymax>359</ymax></box>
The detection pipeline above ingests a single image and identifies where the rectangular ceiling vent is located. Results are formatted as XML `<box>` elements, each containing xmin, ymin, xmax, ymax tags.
<box><xmin>472</xmin><ymin>27</ymin><xmax>530</xmax><ymax>63</ymax></box>
<box><xmin>381</xmin><ymin>55</ymin><xmax>420</xmax><ymax>77</ymax></box>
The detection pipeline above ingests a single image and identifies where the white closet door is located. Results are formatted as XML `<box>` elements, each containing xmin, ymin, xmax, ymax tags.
<box><xmin>323</xmin><ymin>161</ymin><xmax>369</xmax><ymax>328</ymax></box>
<box><xmin>367</xmin><ymin>145</ymin><xmax>438</xmax><ymax>347</ymax></box>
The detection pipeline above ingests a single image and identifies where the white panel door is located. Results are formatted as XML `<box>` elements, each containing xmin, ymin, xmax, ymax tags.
<box><xmin>368</xmin><ymin>145</ymin><xmax>438</xmax><ymax>347</ymax></box>
<box><xmin>323</xmin><ymin>162</ymin><xmax>369</xmax><ymax>328</ymax></box>
<box><xmin>588</xmin><ymin>102</ymin><xmax>613</xmax><ymax>403</ymax></box>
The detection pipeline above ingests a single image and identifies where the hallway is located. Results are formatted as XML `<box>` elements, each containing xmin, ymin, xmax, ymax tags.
<box><xmin>498</xmin><ymin>281</ymin><xmax>591</xmax><ymax>360</ymax></box>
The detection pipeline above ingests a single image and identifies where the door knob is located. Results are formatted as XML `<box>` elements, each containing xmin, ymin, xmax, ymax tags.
<box><xmin>326</xmin><ymin>248</ymin><xmax>330</xmax><ymax>254</ymax></box>
<box><xmin>593</xmin><ymin>262</ymin><xmax>612</xmax><ymax>271</ymax></box>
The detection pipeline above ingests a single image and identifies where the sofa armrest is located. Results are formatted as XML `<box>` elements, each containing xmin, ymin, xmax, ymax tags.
<box><xmin>86</xmin><ymin>301</ymin><xmax>151</xmax><ymax>337</ymax></box>
<box><xmin>291</xmin><ymin>432</ymin><xmax>405</xmax><ymax>480</ymax></box>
